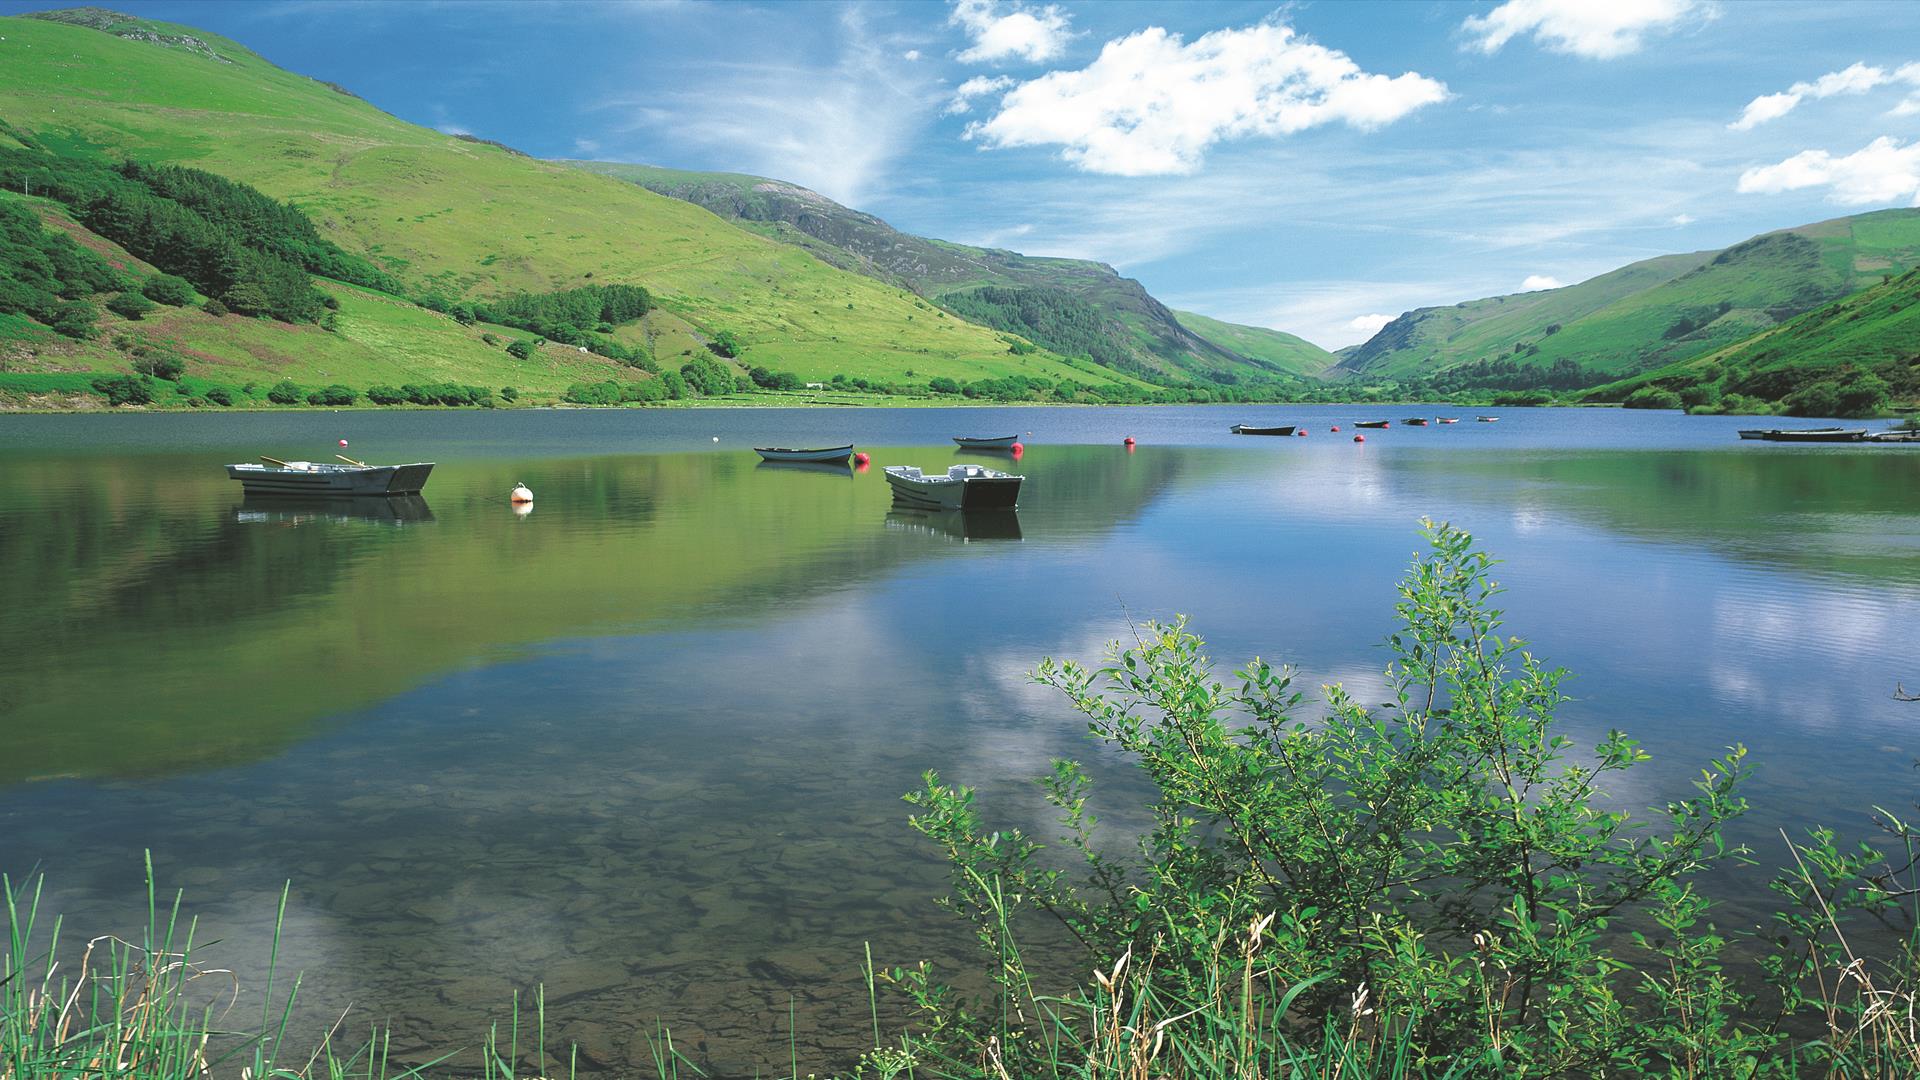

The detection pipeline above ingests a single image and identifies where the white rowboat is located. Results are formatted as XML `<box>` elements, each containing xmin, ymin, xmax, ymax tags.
<box><xmin>883</xmin><ymin>464</ymin><xmax>1023</xmax><ymax>511</ymax></box>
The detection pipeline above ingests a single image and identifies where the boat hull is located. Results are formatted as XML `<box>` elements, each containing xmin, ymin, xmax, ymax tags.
<box><xmin>1231</xmin><ymin>425</ymin><xmax>1296</xmax><ymax>436</ymax></box>
<box><xmin>226</xmin><ymin>462</ymin><xmax>434</xmax><ymax>496</ymax></box>
<box><xmin>952</xmin><ymin>435</ymin><xmax>1019</xmax><ymax>449</ymax></box>
<box><xmin>1355</xmin><ymin>420</ymin><xmax>1391</xmax><ymax>429</ymax></box>
<box><xmin>1759</xmin><ymin>429</ymin><xmax>1866</xmax><ymax>443</ymax></box>
<box><xmin>754</xmin><ymin>444</ymin><xmax>854</xmax><ymax>463</ymax></box>
<box><xmin>884</xmin><ymin>465</ymin><xmax>1023</xmax><ymax>511</ymax></box>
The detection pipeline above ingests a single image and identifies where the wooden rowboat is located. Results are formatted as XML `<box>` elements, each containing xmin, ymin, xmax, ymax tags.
<box><xmin>884</xmin><ymin>464</ymin><xmax>1023</xmax><ymax>511</ymax></box>
<box><xmin>1403</xmin><ymin>418</ymin><xmax>1430</xmax><ymax>427</ymax></box>
<box><xmin>754</xmin><ymin>444</ymin><xmax>854</xmax><ymax>464</ymax></box>
<box><xmin>1355</xmin><ymin>420</ymin><xmax>1391</xmax><ymax>429</ymax></box>
<box><xmin>1231</xmin><ymin>424</ymin><xmax>1296</xmax><ymax>436</ymax></box>
<box><xmin>953</xmin><ymin>435</ymin><xmax>1020</xmax><ymax>449</ymax></box>
<box><xmin>1759</xmin><ymin>428</ymin><xmax>1866</xmax><ymax>443</ymax></box>
<box><xmin>226</xmin><ymin>459</ymin><xmax>433</xmax><ymax>496</ymax></box>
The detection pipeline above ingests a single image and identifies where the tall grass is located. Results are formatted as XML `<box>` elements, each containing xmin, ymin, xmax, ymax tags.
<box><xmin>0</xmin><ymin>853</ymin><xmax>568</xmax><ymax>1080</ymax></box>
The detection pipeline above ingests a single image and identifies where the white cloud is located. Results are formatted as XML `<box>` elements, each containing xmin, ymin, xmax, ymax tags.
<box><xmin>1520</xmin><ymin>274</ymin><xmax>1565</xmax><ymax>290</ymax></box>
<box><xmin>1461</xmin><ymin>0</ymin><xmax>1702</xmax><ymax>60</ymax></box>
<box><xmin>902</xmin><ymin>49</ymin><xmax>922</xmax><ymax>61</ymax></box>
<box><xmin>1736</xmin><ymin>135</ymin><xmax>1920</xmax><ymax>206</ymax></box>
<box><xmin>949</xmin><ymin>0</ymin><xmax>1070</xmax><ymax>65</ymax></box>
<box><xmin>1671</xmin><ymin>213</ymin><xmax>1696</xmax><ymax>225</ymax></box>
<box><xmin>1348</xmin><ymin>313</ymin><xmax>1395</xmax><ymax>334</ymax></box>
<box><xmin>965</xmin><ymin>22</ymin><xmax>1447</xmax><ymax>176</ymax></box>
<box><xmin>1728</xmin><ymin>62</ymin><xmax>1898</xmax><ymax>130</ymax></box>
<box><xmin>946</xmin><ymin>74</ymin><xmax>1014</xmax><ymax>115</ymax></box>
<box><xmin>573</xmin><ymin>137</ymin><xmax>601</xmax><ymax>155</ymax></box>
<box><xmin>593</xmin><ymin>7</ymin><xmax>935</xmax><ymax>205</ymax></box>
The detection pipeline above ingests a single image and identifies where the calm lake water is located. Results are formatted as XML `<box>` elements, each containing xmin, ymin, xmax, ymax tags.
<box><xmin>3</xmin><ymin>405</ymin><xmax>1918</xmax><ymax>1075</ymax></box>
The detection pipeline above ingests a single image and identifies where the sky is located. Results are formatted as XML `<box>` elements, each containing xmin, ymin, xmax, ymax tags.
<box><xmin>8</xmin><ymin>0</ymin><xmax>1920</xmax><ymax>348</ymax></box>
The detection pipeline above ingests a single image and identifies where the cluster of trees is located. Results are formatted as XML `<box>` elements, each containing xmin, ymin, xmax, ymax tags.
<box><xmin>0</xmin><ymin>147</ymin><xmax>385</xmax><ymax>324</ymax></box>
<box><xmin>1614</xmin><ymin>357</ymin><xmax>1907</xmax><ymax>418</ymax></box>
<box><xmin>471</xmin><ymin>283</ymin><xmax>654</xmax><ymax>342</ymax></box>
<box><xmin>0</xmin><ymin>202</ymin><xmax>123</xmax><ymax>337</ymax></box>
<box><xmin>1421</xmin><ymin>356</ymin><xmax>1607</xmax><ymax>394</ymax></box>
<box><xmin>365</xmin><ymin>383</ymin><xmax>495</xmax><ymax>407</ymax></box>
<box><xmin>939</xmin><ymin>285</ymin><xmax>1145</xmax><ymax>376</ymax></box>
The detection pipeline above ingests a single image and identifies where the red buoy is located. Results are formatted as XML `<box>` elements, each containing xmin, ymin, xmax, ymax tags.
<box><xmin>1296</xmin><ymin>429</ymin><xmax>1307</xmax><ymax>437</ymax></box>
<box><xmin>1331</xmin><ymin>426</ymin><xmax>1340</xmax><ymax>433</ymax></box>
<box><xmin>1354</xmin><ymin>434</ymin><xmax>1366</xmax><ymax>443</ymax></box>
<box><xmin>853</xmin><ymin>452</ymin><xmax>870</xmax><ymax>466</ymax></box>
<box><xmin>339</xmin><ymin>439</ymin><xmax>349</xmax><ymax>447</ymax></box>
<box><xmin>1010</xmin><ymin>442</ymin><xmax>1024</xmax><ymax>457</ymax></box>
<box><xmin>1123</xmin><ymin>436</ymin><xmax>1135</xmax><ymax>445</ymax></box>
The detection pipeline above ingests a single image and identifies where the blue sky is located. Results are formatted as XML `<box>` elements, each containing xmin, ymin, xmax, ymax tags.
<box><xmin>11</xmin><ymin>0</ymin><xmax>1920</xmax><ymax>347</ymax></box>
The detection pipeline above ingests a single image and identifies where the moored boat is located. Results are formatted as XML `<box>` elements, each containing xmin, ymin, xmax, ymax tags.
<box><xmin>1231</xmin><ymin>424</ymin><xmax>1296</xmax><ymax>436</ymax></box>
<box><xmin>1737</xmin><ymin>429</ymin><xmax>1771</xmax><ymax>440</ymax></box>
<box><xmin>1436</xmin><ymin>417</ymin><xmax>1460</xmax><ymax>424</ymax></box>
<box><xmin>1867</xmin><ymin>429</ymin><xmax>1920</xmax><ymax>443</ymax></box>
<box><xmin>1758</xmin><ymin>428</ymin><xmax>1867</xmax><ymax>443</ymax></box>
<box><xmin>952</xmin><ymin>435</ymin><xmax>1020</xmax><ymax>449</ymax></box>
<box><xmin>1403</xmin><ymin>417</ymin><xmax>1430</xmax><ymax>426</ymax></box>
<box><xmin>883</xmin><ymin>463</ymin><xmax>1023</xmax><ymax>511</ymax></box>
<box><xmin>1476</xmin><ymin>416</ymin><xmax>1499</xmax><ymax>422</ymax></box>
<box><xmin>1355</xmin><ymin>420</ymin><xmax>1391</xmax><ymax>429</ymax></box>
<box><xmin>753</xmin><ymin>444</ymin><xmax>854</xmax><ymax>464</ymax></box>
<box><xmin>226</xmin><ymin>459</ymin><xmax>434</xmax><ymax>496</ymax></box>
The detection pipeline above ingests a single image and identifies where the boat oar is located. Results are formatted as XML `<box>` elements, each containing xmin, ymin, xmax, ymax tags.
<box><xmin>335</xmin><ymin>453</ymin><xmax>370</xmax><ymax>467</ymax></box>
<box><xmin>260</xmin><ymin>455</ymin><xmax>293</xmax><ymax>468</ymax></box>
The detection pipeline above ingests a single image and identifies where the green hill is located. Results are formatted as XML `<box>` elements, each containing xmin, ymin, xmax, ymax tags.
<box><xmin>566</xmin><ymin>161</ymin><xmax>1327</xmax><ymax>383</ymax></box>
<box><xmin>1340</xmin><ymin>209</ymin><xmax>1920</xmax><ymax>387</ymax></box>
<box><xmin>0</xmin><ymin>8</ymin><xmax>1154</xmax><ymax>399</ymax></box>
<box><xmin>1584</xmin><ymin>264</ymin><xmax>1920</xmax><ymax>415</ymax></box>
<box><xmin>1169</xmin><ymin>310</ymin><xmax>1334</xmax><ymax>377</ymax></box>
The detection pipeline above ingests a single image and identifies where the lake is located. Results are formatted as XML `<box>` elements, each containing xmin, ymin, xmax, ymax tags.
<box><xmin>2</xmin><ymin>405</ymin><xmax>1917</xmax><ymax>1075</ymax></box>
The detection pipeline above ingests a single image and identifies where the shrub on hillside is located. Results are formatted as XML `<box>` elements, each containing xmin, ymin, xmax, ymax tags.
<box><xmin>49</xmin><ymin>300</ymin><xmax>97</xmax><ymax>339</ymax></box>
<box><xmin>506</xmin><ymin>340</ymin><xmax>535</xmax><ymax>361</ymax></box>
<box><xmin>205</xmin><ymin>387</ymin><xmax>233</xmax><ymax>406</ymax></box>
<box><xmin>141</xmin><ymin>274</ymin><xmax>195</xmax><ymax>306</ymax></box>
<box><xmin>499</xmin><ymin>386</ymin><xmax>519</xmax><ymax>402</ymax></box>
<box><xmin>1623</xmin><ymin>385</ymin><xmax>1684</xmax><ymax>410</ymax></box>
<box><xmin>366</xmin><ymin>385</ymin><xmax>405</xmax><ymax>405</ymax></box>
<box><xmin>104</xmin><ymin>291</ymin><xmax>154</xmax><ymax>320</ymax></box>
<box><xmin>679</xmin><ymin>354</ymin><xmax>735</xmax><ymax>396</ymax></box>
<box><xmin>266</xmin><ymin>380</ymin><xmax>302</xmax><ymax>405</ymax></box>
<box><xmin>305</xmin><ymin>384</ymin><xmax>357</xmax><ymax>406</ymax></box>
<box><xmin>132</xmin><ymin>353</ymin><xmax>185</xmax><ymax>381</ymax></box>
<box><xmin>201</xmin><ymin>297</ymin><xmax>228</xmax><ymax>317</ymax></box>
<box><xmin>89</xmin><ymin>374</ymin><xmax>153</xmax><ymax>407</ymax></box>
<box><xmin>707</xmin><ymin>329</ymin><xmax>742</xmax><ymax>359</ymax></box>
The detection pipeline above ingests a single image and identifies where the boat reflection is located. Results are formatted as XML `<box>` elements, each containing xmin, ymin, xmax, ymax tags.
<box><xmin>236</xmin><ymin>493</ymin><xmax>435</xmax><ymax>525</ymax></box>
<box><xmin>885</xmin><ymin>508</ymin><xmax>1023</xmax><ymax>542</ymax></box>
<box><xmin>753</xmin><ymin>459</ymin><xmax>853</xmax><ymax>478</ymax></box>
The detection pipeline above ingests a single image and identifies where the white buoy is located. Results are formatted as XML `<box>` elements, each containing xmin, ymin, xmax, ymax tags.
<box><xmin>510</xmin><ymin>483</ymin><xmax>533</xmax><ymax>504</ymax></box>
<box><xmin>712</xmin><ymin>436</ymin><xmax>719</xmax><ymax>442</ymax></box>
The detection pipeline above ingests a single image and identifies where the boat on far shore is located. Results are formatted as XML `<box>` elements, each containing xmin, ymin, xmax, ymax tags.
<box><xmin>1231</xmin><ymin>424</ymin><xmax>1296</xmax><ymax>436</ymax></box>
<box><xmin>754</xmin><ymin>444</ymin><xmax>854</xmax><ymax>464</ymax></box>
<box><xmin>1756</xmin><ymin>428</ymin><xmax>1867</xmax><ymax>443</ymax></box>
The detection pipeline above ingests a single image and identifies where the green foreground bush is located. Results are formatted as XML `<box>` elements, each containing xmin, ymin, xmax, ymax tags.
<box><xmin>884</xmin><ymin>523</ymin><xmax>1920</xmax><ymax>1078</ymax></box>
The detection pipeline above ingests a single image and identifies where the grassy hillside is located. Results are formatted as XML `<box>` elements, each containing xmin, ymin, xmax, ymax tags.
<box><xmin>565</xmin><ymin>161</ymin><xmax>1318</xmax><ymax>384</ymax></box>
<box><xmin>1170</xmin><ymin>310</ymin><xmax>1334</xmax><ymax>377</ymax></box>
<box><xmin>1341</xmin><ymin>209</ymin><xmax>1920</xmax><ymax>384</ymax></box>
<box><xmin>1584</xmin><ymin>264</ymin><xmax>1920</xmax><ymax>415</ymax></box>
<box><xmin>0</xmin><ymin>9</ymin><xmax>1140</xmax><ymax>390</ymax></box>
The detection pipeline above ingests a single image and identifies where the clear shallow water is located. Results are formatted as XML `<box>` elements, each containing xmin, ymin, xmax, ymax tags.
<box><xmin>2</xmin><ymin>405</ymin><xmax>1918</xmax><ymax>1075</ymax></box>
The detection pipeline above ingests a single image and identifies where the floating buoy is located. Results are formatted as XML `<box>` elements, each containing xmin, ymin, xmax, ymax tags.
<box><xmin>1296</xmin><ymin>429</ymin><xmax>1307</xmax><ymax>437</ymax></box>
<box><xmin>1123</xmin><ymin>436</ymin><xmax>1135</xmax><ymax>446</ymax></box>
<box><xmin>1353</xmin><ymin>434</ymin><xmax>1365</xmax><ymax>443</ymax></box>
<box><xmin>510</xmin><ymin>483</ymin><xmax>533</xmax><ymax>504</ymax></box>
<box><xmin>853</xmin><ymin>451</ymin><xmax>871</xmax><ymax>466</ymax></box>
<box><xmin>712</xmin><ymin>436</ymin><xmax>719</xmax><ymax>442</ymax></box>
<box><xmin>338</xmin><ymin>439</ymin><xmax>348</xmax><ymax>447</ymax></box>
<box><xmin>1331</xmin><ymin>426</ymin><xmax>1340</xmax><ymax>433</ymax></box>
<box><xmin>1010</xmin><ymin>442</ymin><xmax>1024</xmax><ymax>457</ymax></box>
<box><xmin>854</xmin><ymin>459</ymin><xmax>870</xmax><ymax>473</ymax></box>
